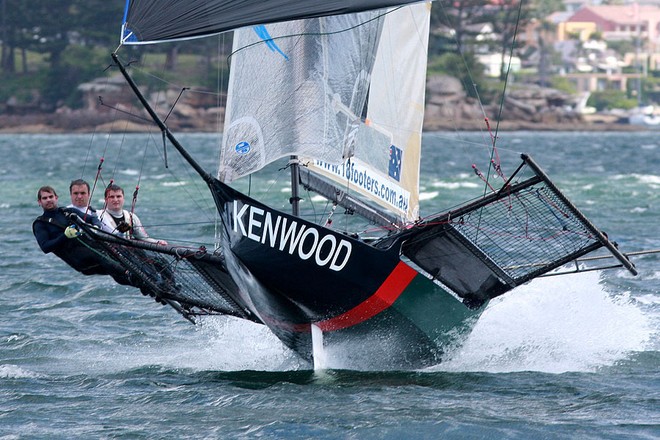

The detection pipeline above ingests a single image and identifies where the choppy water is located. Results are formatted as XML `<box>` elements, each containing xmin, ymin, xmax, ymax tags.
<box><xmin>1</xmin><ymin>131</ymin><xmax>658</xmax><ymax>439</ymax></box>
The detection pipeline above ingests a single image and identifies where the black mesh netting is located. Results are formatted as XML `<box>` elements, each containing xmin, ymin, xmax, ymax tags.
<box><xmin>401</xmin><ymin>155</ymin><xmax>633</xmax><ymax>308</ymax></box>
<box><xmin>70</xmin><ymin>221</ymin><xmax>256</xmax><ymax>324</ymax></box>
<box><xmin>449</xmin><ymin>184</ymin><xmax>598</xmax><ymax>280</ymax></box>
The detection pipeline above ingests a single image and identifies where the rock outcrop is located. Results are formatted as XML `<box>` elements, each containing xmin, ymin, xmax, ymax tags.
<box><xmin>424</xmin><ymin>74</ymin><xmax>586</xmax><ymax>131</ymax></box>
<box><xmin>0</xmin><ymin>74</ymin><xmax>636</xmax><ymax>133</ymax></box>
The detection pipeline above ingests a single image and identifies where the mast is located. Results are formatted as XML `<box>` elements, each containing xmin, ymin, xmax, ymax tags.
<box><xmin>290</xmin><ymin>155</ymin><xmax>301</xmax><ymax>216</ymax></box>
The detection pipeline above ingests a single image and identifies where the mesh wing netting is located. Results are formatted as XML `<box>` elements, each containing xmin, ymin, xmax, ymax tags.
<box><xmin>401</xmin><ymin>155</ymin><xmax>633</xmax><ymax>308</ymax></box>
<box><xmin>70</xmin><ymin>220</ymin><xmax>258</xmax><ymax>324</ymax></box>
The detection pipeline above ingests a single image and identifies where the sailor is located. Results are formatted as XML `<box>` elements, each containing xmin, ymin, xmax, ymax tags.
<box><xmin>99</xmin><ymin>184</ymin><xmax>177</xmax><ymax>301</ymax></box>
<box><xmin>99</xmin><ymin>184</ymin><xmax>168</xmax><ymax>245</ymax></box>
<box><xmin>67</xmin><ymin>179</ymin><xmax>113</xmax><ymax>232</ymax></box>
<box><xmin>33</xmin><ymin>185</ymin><xmax>108</xmax><ymax>275</ymax></box>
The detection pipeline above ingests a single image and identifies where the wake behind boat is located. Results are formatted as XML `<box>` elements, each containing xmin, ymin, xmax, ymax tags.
<box><xmin>42</xmin><ymin>0</ymin><xmax>640</xmax><ymax>369</ymax></box>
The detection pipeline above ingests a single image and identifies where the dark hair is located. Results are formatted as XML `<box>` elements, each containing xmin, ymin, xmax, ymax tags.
<box><xmin>37</xmin><ymin>185</ymin><xmax>58</xmax><ymax>200</ymax></box>
<box><xmin>104</xmin><ymin>183</ymin><xmax>124</xmax><ymax>198</ymax></box>
<box><xmin>69</xmin><ymin>179</ymin><xmax>90</xmax><ymax>193</ymax></box>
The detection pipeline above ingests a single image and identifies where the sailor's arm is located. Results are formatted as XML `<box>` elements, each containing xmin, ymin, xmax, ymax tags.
<box><xmin>130</xmin><ymin>212</ymin><xmax>167</xmax><ymax>245</ymax></box>
<box><xmin>32</xmin><ymin>221</ymin><xmax>68</xmax><ymax>253</ymax></box>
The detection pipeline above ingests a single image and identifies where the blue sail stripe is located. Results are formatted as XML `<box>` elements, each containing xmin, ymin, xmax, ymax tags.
<box><xmin>253</xmin><ymin>25</ymin><xmax>289</xmax><ymax>60</ymax></box>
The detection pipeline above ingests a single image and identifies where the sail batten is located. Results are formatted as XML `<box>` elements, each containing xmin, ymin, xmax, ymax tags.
<box><xmin>121</xmin><ymin>0</ymin><xmax>426</xmax><ymax>45</ymax></box>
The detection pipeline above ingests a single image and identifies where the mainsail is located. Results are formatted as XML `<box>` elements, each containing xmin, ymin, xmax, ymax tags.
<box><xmin>219</xmin><ymin>11</ymin><xmax>384</xmax><ymax>182</ymax></box>
<box><xmin>221</xmin><ymin>4</ymin><xmax>429</xmax><ymax>223</ymax></box>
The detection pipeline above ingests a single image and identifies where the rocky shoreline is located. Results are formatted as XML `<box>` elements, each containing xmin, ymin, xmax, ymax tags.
<box><xmin>0</xmin><ymin>108</ymin><xmax>642</xmax><ymax>134</ymax></box>
<box><xmin>0</xmin><ymin>75</ymin><xmax>645</xmax><ymax>134</ymax></box>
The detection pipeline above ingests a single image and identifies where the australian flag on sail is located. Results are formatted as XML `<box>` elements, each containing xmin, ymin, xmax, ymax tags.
<box><xmin>388</xmin><ymin>145</ymin><xmax>403</xmax><ymax>181</ymax></box>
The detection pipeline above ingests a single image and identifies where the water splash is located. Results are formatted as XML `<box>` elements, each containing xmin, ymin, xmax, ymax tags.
<box><xmin>53</xmin><ymin>269</ymin><xmax>654</xmax><ymax>375</ymax></box>
<box><xmin>436</xmin><ymin>271</ymin><xmax>653</xmax><ymax>374</ymax></box>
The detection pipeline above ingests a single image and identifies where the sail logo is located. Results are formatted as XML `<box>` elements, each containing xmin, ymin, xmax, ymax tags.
<box><xmin>388</xmin><ymin>145</ymin><xmax>403</xmax><ymax>182</ymax></box>
<box><xmin>234</xmin><ymin>141</ymin><xmax>251</xmax><ymax>155</ymax></box>
<box><xmin>232</xmin><ymin>201</ymin><xmax>352</xmax><ymax>271</ymax></box>
<box><xmin>314</xmin><ymin>159</ymin><xmax>410</xmax><ymax>214</ymax></box>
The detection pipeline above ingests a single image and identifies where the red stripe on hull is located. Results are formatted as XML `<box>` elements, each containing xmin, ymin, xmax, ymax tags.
<box><xmin>316</xmin><ymin>261</ymin><xmax>417</xmax><ymax>331</ymax></box>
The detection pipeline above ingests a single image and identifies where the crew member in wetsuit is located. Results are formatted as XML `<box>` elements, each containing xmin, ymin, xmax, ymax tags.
<box><xmin>32</xmin><ymin>185</ymin><xmax>108</xmax><ymax>275</ymax></box>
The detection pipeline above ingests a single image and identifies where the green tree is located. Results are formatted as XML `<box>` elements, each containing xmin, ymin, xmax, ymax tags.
<box><xmin>435</xmin><ymin>1</ymin><xmax>539</xmax><ymax>81</ymax></box>
<box><xmin>587</xmin><ymin>90</ymin><xmax>637</xmax><ymax>111</ymax></box>
<box><xmin>528</xmin><ymin>0</ymin><xmax>565</xmax><ymax>88</ymax></box>
<box><xmin>74</xmin><ymin>1</ymin><xmax>125</xmax><ymax>47</ymax></box>
<box><xmin>428</xmin><ymin>52</ymin><xmax>493</xmax><ymax>102</ymax></box>
<box><xmin>484</xmin><ymin>1</ymin><xmax>534</xmax><ymax>81</ymax></box>
<box><xmin>529</xmin><ymin>0</ymin><xmax>564</xmax><ymax>19</ymax></box>
<box><xmin>1</xmin><ymin>0</ymin><xmax>34</xmax><ymax>74</ymax></box>
<box><xmin>431</xmin><ymin>0</ymin><xmax>486</xmax><ymax>54</ymax></box>
<box><xmin>2</xmin><ymin>0</ymin><xmax>123</xmax><ymax>109</ymax></box>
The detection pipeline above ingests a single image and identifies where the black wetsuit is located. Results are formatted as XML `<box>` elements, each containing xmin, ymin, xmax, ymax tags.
<box><xmin>33</xmin><ymin>208</ymin><xmax>178</xmax><ymax>300</ymax></box>
<box><xmin>33</xmin><ymin>207</ymin><xmax>109</xmax><ymax>276</ymax></box>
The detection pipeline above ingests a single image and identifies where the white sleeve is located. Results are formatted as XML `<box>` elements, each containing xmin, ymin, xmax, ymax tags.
<box><xmin>129</xmin><ymin>212</ymin><xmax>158</xmax><ymax>243</ymax></box>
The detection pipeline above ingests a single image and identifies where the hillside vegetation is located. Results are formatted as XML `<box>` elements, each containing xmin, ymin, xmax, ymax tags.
<box><xmin>1</xmin><ymin>1</ymin><xmax>566</xmax><ymax>111</ymax></box>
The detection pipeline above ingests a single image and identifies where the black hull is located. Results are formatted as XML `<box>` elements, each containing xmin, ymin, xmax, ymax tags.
<box><xmin>201</xmin><ymin>154</ymin><xmax>636</xmax><ymax>367</ymax></box>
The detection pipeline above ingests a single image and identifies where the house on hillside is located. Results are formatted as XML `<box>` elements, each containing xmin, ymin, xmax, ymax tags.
<box><xmin>552</xmin><ymin>4</ymin><xmax>660</xmax><ymax>93</ymax></box>
<box><xmin>561</xmin><ymin>4</ymin><xmax>660</xmax><ymax>49</ymax></box>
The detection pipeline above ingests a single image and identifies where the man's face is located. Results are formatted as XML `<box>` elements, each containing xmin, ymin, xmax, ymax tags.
<box><xmin>70</xmin><ymin>184</ymin><xmax>90</xmax><ymax>208</ymax></box>
<box><xmin>38</xmin><ymin>191</ymin><xmax>58</xmax><ymax>211</ymax></box>
<box><xmin>105</xmin><ymin>190</ymin><xmax>124</xmax><ymax>212</ymax></box>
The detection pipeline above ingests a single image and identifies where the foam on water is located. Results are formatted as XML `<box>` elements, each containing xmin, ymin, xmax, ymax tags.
<box><xmin>0</xmin><ymin>364</ymin><xmax>43</xmax><ymax>379</ymax></box>
<box><xmin>430</xmin><ymin>180</ymin><xmax>480</xmax><ymax>189</ymax></box>
<box><xmin>57</xmin><ymin>316</ymin><xmax>305</xmax><ymax>374</ymax></box>
<box><xmin>418</xmin><ymin>190</ymin><xmax>439</xmax><ymax>201</ymax></box>
<box><xmin>47</xmin><ymin>270</ymin><xmax>655</xmax><ymax>375</ymax></box>
<box><xmin>164</xmin><ymin>317</ymin><xmax>305</xmax><ymax>371</ymax></box>
<box><xmin>437</xmin><ymin>271</ymin><xmax>654</xmax><ymax>374</ymax></box>
<box><xmin>613</xmin><ymin>173</ymin><xmax>660</xmax><ymax>187</ymax></box>
<box><xmin>117</xmin><ymin>168</ymin><xmax>140</xmax><ymax>176</ymax></box>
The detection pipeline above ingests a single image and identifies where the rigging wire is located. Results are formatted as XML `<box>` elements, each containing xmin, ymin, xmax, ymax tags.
<box><xmin>226</xmin><ymin>7</ymin><xmax>402</xmax><ymax>62</ymax></box>
<box><xmin>484</xmin><ymin>0</ymin><xmax>525</xmax><ymax>196</ymax></box>
<box><xmin>108</xmin><ymin>56</ymin><xmax>221</xmax><ymax>217</ymax></box>
<box><xmin>433</xmin><ymin>1</ymin><xmax>494</xmax><ymax>156</ymax></box>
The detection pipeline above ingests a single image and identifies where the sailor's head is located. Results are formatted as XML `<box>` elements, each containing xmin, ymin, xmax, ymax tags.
<box><xmin>104</xmin><ymin>184</ymin><xmax>125</xmax><ymax>212</ymax></box>
<box><xmin>69</xmin><ymin>179</ymin><xmax>91</xmax><ymax>209</ymax></box>
<box><xmin>104</xmin><ymin>184</ymin><xmax>124</xmax><ymax>198</ymax></box>
<box><xmin>37</xmin><ymin>186</ymin><xmax>59</xmax><ymax>211</ymax></box>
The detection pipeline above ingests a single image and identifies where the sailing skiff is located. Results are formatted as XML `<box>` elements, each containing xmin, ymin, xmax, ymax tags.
<box><xmin>51</xmin><ymin>0</ymin><xmax>636</xmax><ymax>369</ymax></box>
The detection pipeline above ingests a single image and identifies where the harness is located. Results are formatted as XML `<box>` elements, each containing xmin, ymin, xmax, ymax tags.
<box><xmin>34</xmin><ymin>211</ymin><xmax>70</xmax><ymax>230</ymax></box>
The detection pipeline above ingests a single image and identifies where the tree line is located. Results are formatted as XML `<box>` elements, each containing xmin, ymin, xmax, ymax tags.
<box><xmin>1</xmin><ymin>0</ymin><xmax>563</xmax><ymax>111</ymax></box>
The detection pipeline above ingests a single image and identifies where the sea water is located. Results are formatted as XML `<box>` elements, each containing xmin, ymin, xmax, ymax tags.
<box><xmin>0</xmin><ymin>131</ymin><xmax>658</xmax><ymax>439</ymax></box>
